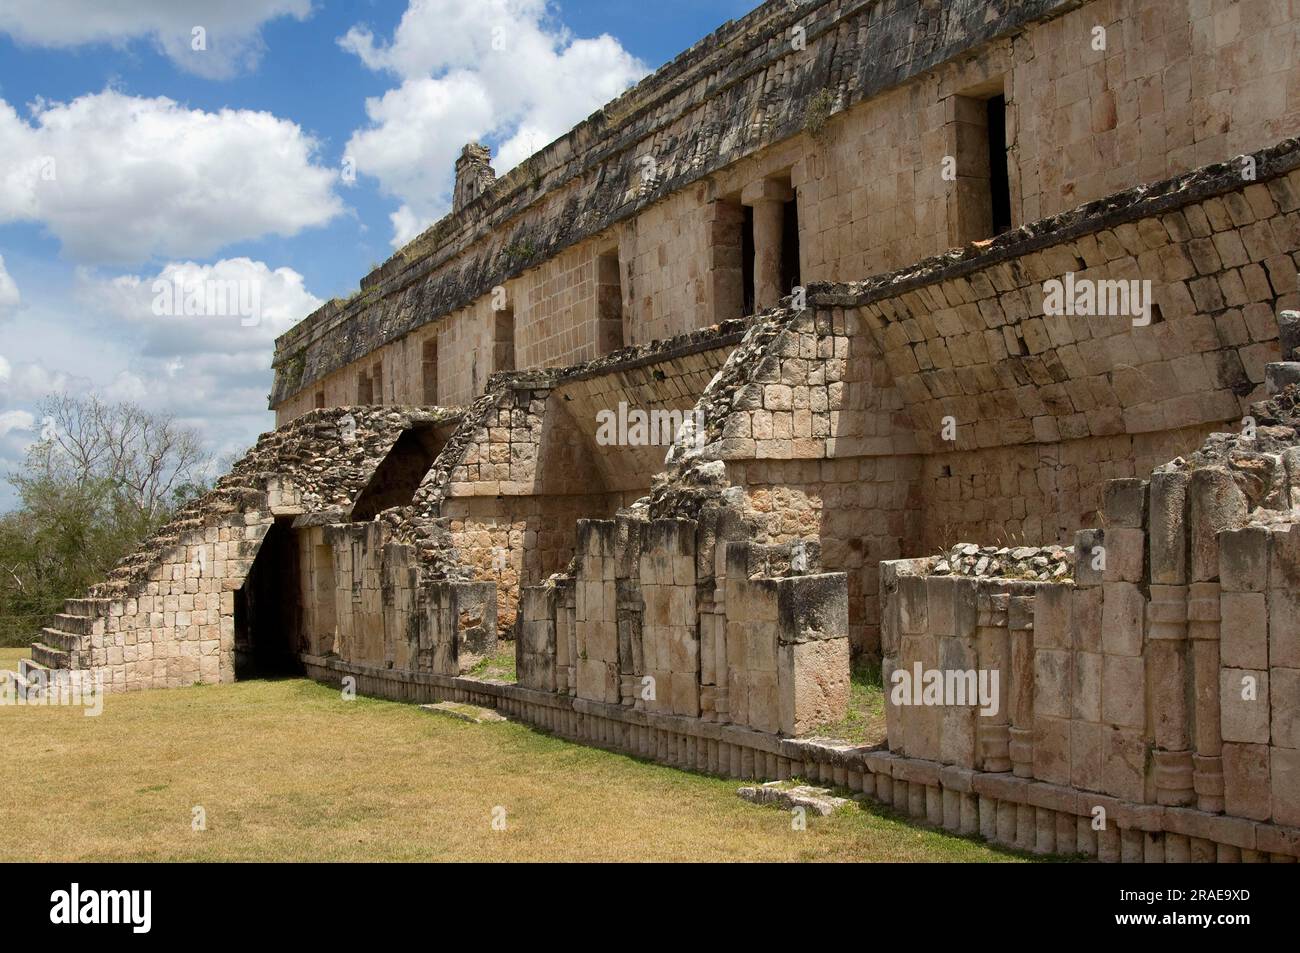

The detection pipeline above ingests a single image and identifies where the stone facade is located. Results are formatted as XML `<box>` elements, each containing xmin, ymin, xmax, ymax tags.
<box><xmin>15</xmin><ymin>0</ymin><xmax>1300</xmax><ymax>860</ymax></box>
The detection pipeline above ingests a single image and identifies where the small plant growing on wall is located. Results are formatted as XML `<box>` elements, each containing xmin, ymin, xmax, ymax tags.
<box><xmin>505</xmin><ymin>240</ymin><xmax>538</xmax><ymax>263</ymax></box>
<box><xmin>804</xmin><ymin>88</ymin><xmax>837</xmax><ymax>141</ymax></box>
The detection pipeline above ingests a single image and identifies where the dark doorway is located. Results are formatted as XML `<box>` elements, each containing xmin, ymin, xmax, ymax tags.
<box><xmin>781</xmin><ymin>193</ymin><xmax>801</xmax><ymax>295</ymax></box>
<box><xmin>596</xmin><ymin>248</ymin><xmax>625</xmax><ymax>355</ymax></box>
<box><xmin>742</xmin><ymin>204</ymin><xmax>755</xmax><ymax>316</ymax></box>
<box><xmin>987</xmin><ymin>94</ymin><xmax>1012</xmax><ymax>236</ymax></box>
<box><xmin>422</xmin><ymin>339</ymin><xmax>438</xmax><ymax>405</ymax></box>
<box><xmin>234</xmin><ymin>518</ymin><xmax>303</xmax><ymax>679</ymax></box>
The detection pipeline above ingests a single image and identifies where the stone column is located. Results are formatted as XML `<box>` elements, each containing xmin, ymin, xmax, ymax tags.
<box><xmin>975</xmin><ymin>586</ymin><xmax>1011</xmax><ymax>772</ymax></box>
<box><xmin>1149</xmin><ymin>585</ymin><xmax>1193</xmax><ymax>804</ymax></box>
<box><xmin>1008</xmin><ymin>586</ymin><xmax>1036</xmax><ymax>778</ymax></box>
<box><xmin>1148</xmin><ymin>470</ymin><xmax>1194</xmax><ymax>805</ymax></box>
<box><xmin>1188</xmin><ymin>581</ymin><xmax>1224</xmax><ymax>812</ymax></box>
<box><xmin>741</xmin><ymin>179</ymin><xmax>793</xmax><ymax>312</ymax></box>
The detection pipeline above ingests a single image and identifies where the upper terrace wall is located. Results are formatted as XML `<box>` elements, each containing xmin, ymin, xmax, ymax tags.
<box><xmin>273</xmin><ymin>0</ymin><xmax>1300</xmax><ymax>424</ymax></box>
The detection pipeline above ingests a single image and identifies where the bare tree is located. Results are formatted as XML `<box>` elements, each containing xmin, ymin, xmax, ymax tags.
<box><xmin>22</xmin><ymin>395</ymin><xmax>210</xmax><ymax>520</ymax></box>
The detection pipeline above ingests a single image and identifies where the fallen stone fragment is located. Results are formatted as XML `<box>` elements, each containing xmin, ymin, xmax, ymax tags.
<box><xmin>736</xmin><ymin>779</ymin><xmax>851</xmax><ymax>816</ymax></box>
<box><xmin>419</xmin><ymin>701</ymin><xmax>507</xmax><ymax>724</ymax></box>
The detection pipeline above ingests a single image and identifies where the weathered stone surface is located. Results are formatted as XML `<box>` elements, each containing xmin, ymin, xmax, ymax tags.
<box><xmin>737</xmin><ymin>780</ymin><xmax>851</xmax><ymax>816</ymax></box>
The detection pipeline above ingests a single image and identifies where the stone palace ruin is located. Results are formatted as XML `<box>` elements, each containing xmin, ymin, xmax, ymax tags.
<box><xmin>14</xmin><ymin>0</ymin><xmax>1300</xmax><ymax>861</ymax></box>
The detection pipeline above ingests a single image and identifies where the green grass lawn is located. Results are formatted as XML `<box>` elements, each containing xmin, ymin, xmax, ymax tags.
<box><xmin>0</xmin><ymin>672</ymin><xmax>1036</xmax><ymax>862</ymax></box>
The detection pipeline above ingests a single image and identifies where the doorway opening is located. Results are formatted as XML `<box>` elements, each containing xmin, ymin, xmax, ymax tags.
<box><xmin>233</xmin><ymin>518</ymin><xmax>303</xmax><ymax>679</ymax></box>
<box><xmin>781</xmin><ymin>190</ymin><xmax>801</xmax><ymax>295</ymax></box>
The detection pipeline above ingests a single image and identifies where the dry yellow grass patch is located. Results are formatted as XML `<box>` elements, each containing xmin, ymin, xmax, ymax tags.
<box><xmin>0</xmin><ymin>675</ymin><xmax>1032</xmax><ymax>862</ymax></box>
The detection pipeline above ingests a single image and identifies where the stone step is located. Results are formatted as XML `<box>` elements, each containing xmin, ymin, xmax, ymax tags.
<box><xmin>40</xmin><ymin>628</ymin><xmax>85</xmax><ymax>653</ymax></box>
<box><xmin>63</xmin><ymin>597</ymin><xmax>109</xmax><ymax>618</ymax></box>
<box><xmin>19</xmin><ymin>656</ymin><xmax>52</xmax><ymax>680</ymax></box>
<box><xmin>29</xmin><ymin>642</ymin><xmax>70</xmax><ymax>670</ymax></box>
<box><xmin>52</xmin><ymin>614</ymin><xmax>96</xmax><ymax>636</ymax></box>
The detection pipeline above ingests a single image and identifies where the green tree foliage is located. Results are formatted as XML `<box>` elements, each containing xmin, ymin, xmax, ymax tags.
<box><xmin>0</xmin><ymin>395</ymin><xmax>213</xmax><ymax>646</ymax></box>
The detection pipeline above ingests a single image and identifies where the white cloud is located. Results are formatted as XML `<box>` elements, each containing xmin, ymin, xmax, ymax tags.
<box><xmin>0</xmin><ymin>255</ymin><xmax>18</xmax><ymax>315</ymax></box>
<box><xmin>77</xmin><ymin>257</ymin><xmax>320</xmax><ymax>423</ymax></box>
<box><xmin>0</xmin><ymin>90</ymin><xmax>344</xmax><ymax>265</ymax></box>
<box><xmin>0</xmin><ymin>409</ymin><xmax>35</xmax><ymax>438</ymax></box>
<box><xmin>0</xmin><ymin>257</ymin><xmax>322</xmax><ymax>507</ymax></box>
<box><xmin>88</xmin><ymin>256</ymin><xmax>323</xmax><ymax>366</ymax></box>
<box><xmin>0</xmin><ymin>0</ymin><xmax>311</xmax><ymax>79</ymax></box>
<box><xmin>341</xmin><ymin>0</ymin><xmax>646</xmax><ymax>246</ymax></box>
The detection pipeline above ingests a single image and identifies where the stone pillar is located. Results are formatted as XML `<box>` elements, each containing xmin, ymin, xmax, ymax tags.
<box><xmin>1008</xmin><ymin>586</ymin><xmax>1036</xmax><ymax>778</ymax></box>
<box><xmin>1149</xmin><ymin>585</ymin><xmax>1193</xmax><ymax>804</ymax></box>
<box><xmin>1148</xmin><ymin>469</ymin><xmax>1193</xmax><ymax>805</ymax></box>
<box><xmin>741</xmin><ymin>179</ymin><xmax>793</xmax><ymax>312</ymax></box>
<box><xmin>1188</xmin><ymin>582</ymin><xmax>1223</xmax><ymax>812</ymax></box>
<box><xmin>976</xmin><ymin>586</ymin><xmax>1011</xmax><ymax>772</ymax></box>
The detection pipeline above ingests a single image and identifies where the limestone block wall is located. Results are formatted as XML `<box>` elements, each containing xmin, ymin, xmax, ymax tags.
<box><xmin>517</xmin><ymin>511</ymin><xmax>850</xmax><ymax>738</ymax></box>
<box><xmin>693</xmin><ymin>142</ymin><xmax>1298</xmax><ymax>656</ymax></box>
<box><xmin>320</xmin><ymin>520</ymin><xmax>496</xmax><ymax>676</ymax></box>
<box><xmin>273</xmin><ymin>0</ymin><xmax>1300</xmax><ymax>423</ymax></box>
<box><xmin>34</xmin><ymin>512</ymin><xmax>272</xmax><ymax>693</ymax></box>
<box><xmin>388</xmin><ymin>327</ymin><xmax>742</xmax><ymax>635</ymax></box>
<box><xmin>878</xmin><ymin>432</ymin><xmax>1300</xmax><ymax>858</ymax></box>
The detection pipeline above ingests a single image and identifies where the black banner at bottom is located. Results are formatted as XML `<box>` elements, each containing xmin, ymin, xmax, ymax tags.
<box><xmin>0</xmin><ymin>860</ymin><xmax>1279</xmax><ymax>939</ymax></box>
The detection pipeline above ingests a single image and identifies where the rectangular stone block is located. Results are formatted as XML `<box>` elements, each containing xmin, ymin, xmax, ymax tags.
<box><xmin>1033</xmin><ymin>584</ymin><xmax>1071</xmax><ymax>650</ymax></box>
<box><xmin>778</xmin><ymin>638</ymin><xmax>850</xmax><ymax>737</ymax></box>
<box><xmin>1102</xmin><ymin>527</ymin><xmax>1145</xmax><ymax>583</ymax></box>
<box><xmin>1103</xmin><ymin>478</ymin><xmax>1147</xmax><ymax>528</ymax></box>
<box><xmin>1074</xmin><ymin>529</ymin><xmax>1104</xmax><ymax>586</ymax></box>
<box><xmin>748</xmin><ymin>670</ymin><xmax>779</xmax><ymax>734</ymax></box>
<box><xmin>1072</xmin><ymin>585</ymin><xmax>1102</xmax><ymax>653</ymax></box>
<box><xmin>1223</xmin><ymin>742</ymin><xmax>1271</xmax><ymax>821</ymax></box>
<box><xmin>576</xmin><ymin>657</ymin><xmax>619</xmax><ymax>704</ymax></box>
<box><xmin>1270</xmin><ymin>587</ymin><xmax>1300</xmax><ymax>668</ymax></box>
<box><xmin>1070</xmin><ymin>720</ymin><xmax>1102</xmax><ymax>792</ymax></box>
<box><xmin>1101</xmin><ymin>727</ymin><xmax>1148</xmax><ymax>802</ymax></box>
<box><xmin>1101</xmin><ymin>582</ymin><xmax>1144</xmax><ymax>656</ymax></box>
<box><xmin>1220</xmin><ymin>525</ymin><xmax>1269</xmax><ymax>592</ymax></box>
<box><xmin>926</xmin><ymin>575</ymin><xmax>956</xmax><ymax>637</ymax></box>
<box><xmin>1272</xmin><ymin>667</ymin><xmax>1300</xmax><ymax>750</ymax></box>
<box><xmin>1148</xmin><ymin>470</ymin><xmax>1188</xmax><ymax>584</ymax></box>
<box><xmin>1034</xmin><ymin>648</ymin><xmax>1071</xmax><ymax>719</ymax></box>
<box><xmin>1220</xmin><ymin>591</ymin><xmax>1268</xmax><ymax>669</ymax></box>
<box><xmin>1032</xmin><ymin>715</ymin><xmax>1070</xmax><ymax>785</ymax></box>
<box><xmin>1272</xmin><ymin>748</ymin><xmax>1300</xmax><ymax>828</ymax></box>
<box><xmin>1102</xmin><ymin>654</ymin><xmax>1145</xmax><ymax>729</ymax></box>
<box><xmin>1072</xmin><ymin>651</ymin><xmax>1102</xmax><ymax>722</ymax></box>
<box><xmin>1220</xmin><ymin>668</ymin><xmax>1269</xmax><ymax>743</ymax></box>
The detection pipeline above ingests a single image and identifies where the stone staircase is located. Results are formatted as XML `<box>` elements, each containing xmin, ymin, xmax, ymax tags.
<box><xmin>3</xmin><ymin>597</ymin><xmax>110</xmax><ymax>697</ymax></box>
<box><xmin>4</xmin><ymin>406</ymin><xmax>455</xmax><ymax>692</ymax></box>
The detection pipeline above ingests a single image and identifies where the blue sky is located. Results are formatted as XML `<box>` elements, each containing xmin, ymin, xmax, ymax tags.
<box><xmin>0</xmin><ymin>0</ymin><xmax>757</xmax><ymax>507</ymax></box>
